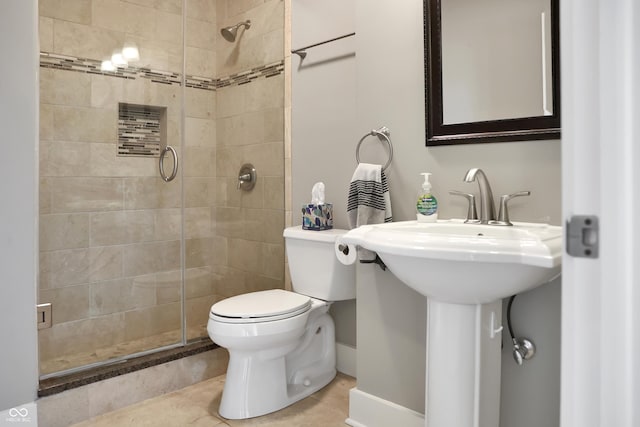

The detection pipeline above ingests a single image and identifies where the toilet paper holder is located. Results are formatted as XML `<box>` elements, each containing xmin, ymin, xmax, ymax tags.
<box><xmin>338</xmin><ymin>244</ymin><xmax>387</xmax><ymax>271</ymax></box>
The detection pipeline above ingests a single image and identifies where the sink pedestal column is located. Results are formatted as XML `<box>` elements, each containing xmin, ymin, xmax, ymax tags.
<box><xmin>426</xmin><ymin>299</ymin><xmax>503</xmax><ymax>427</ymax></box>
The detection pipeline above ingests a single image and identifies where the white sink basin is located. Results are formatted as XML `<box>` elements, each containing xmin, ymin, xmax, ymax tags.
<box><xmin>340</xmin><ymin>219</ymin><xmax>562</xmax><ymax>304</ymax></box>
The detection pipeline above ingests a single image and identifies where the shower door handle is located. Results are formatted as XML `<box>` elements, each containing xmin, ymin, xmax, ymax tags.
<box><xmin>159</xmin><ymin>146</ymin><xmax>178</xmax><ymax>182</ymax></box>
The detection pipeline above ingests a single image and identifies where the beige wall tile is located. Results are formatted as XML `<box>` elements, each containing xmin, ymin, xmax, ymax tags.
<box><xmin>224</xmin><ymin>0</ymin><xmax>263</xmax><ymax>19</ymax></box>
<box><xmin>245</xmin><ymin>271</ymin><xmax>283</xmax><ymax>293</ymax></box>
<box><xmin>124</xmin><ymin>177</ymin><xmax>181</xmax><ymax>210</ymax></box>
<box><xmin>185</xmin><ymin>117</ymin><xmax>216</xmax><ymax>147</ymax></box>
<box><xmin>262</xmin><ymin>242</ymin><xmax>284</xmax><ymax>280</ymax></box>
<box><xmin>40</xmin><ymin>213</ymin><xmax>90</xmax><ymax>251</ymax></box>
<box><xmin>152</xmin><ymin>209</ymin><xmax>180</xmax><ymax>243</ymax></box>
<box><xmin>39</xmin><ymin>17</ymin><xmax>54</xmax><ymax>52</ymax></box>
<box><xmin>185</xmin><ymin>294</ymin><xmax>218</xmax><ymax>338</ymax></box>
<box><xmin>53</xmin><ymin>20</ymin><xmax>123</xmax><ymax>61</ymax></box>
<box><xmin>215</xmin><ymin>206</ymin><xmax>243</xmax><ymax>238</ymax></box>
<box><xmin>50</xmin><ymin>177</ymin><xmax>124</xmax><ymax>213</ymax></box>
<box><xmin>124</xmin><ymin>0</ymin><xmax>182</xmax><ymax>14</ymax></box>
<box><xmin>245</xmin><ymin>141</ymin><xmax>284</xmax><ymax>177</ymax></box>
<box><xmin>185</xmin><ymin>237</ymin><xmax>212</xmax><ymax>268</ymax></box>
<box><xmin>155</xmin><ymin>270</ymin><xmax>181</xmax><ymax>304</ymax></box>
<box><xmin>185</xmin><ymin>88</ymin><xmax>216</xmax><ymax>120</ymax></box>
<box><xmin>90</xmin><ymin>246</ymin><xmax>124</xmax><ymax>282</ymax></box>
<box><xmin>40</xmin><ymin>141</ymin><xmax>90</xmax><ymax>177</ymax></box>
<box><xmin>53</xmin><ymin>105</ymin><xmax>116</xmax><ymax>143</ymax></box>
<box><xmin>188</xmin><ymin>0</ymin><xmax>216</xmax><ymax>22</ymax></box>
<box><xmin>40</xmin><ymin>284</ymin><xmax>91</xmax><ymax>324</ymax></box>
<box><xmin>240</xmin><ymin>178</ymin><xmax>264</xmax><ymax>209</ymax></box>
<box><xmin>40</xmin><ymin>248</ymin><xmax>91</xmax><ymax>289</ymax></box>
<box><xmin>40</xmin><ymin>0</ymin><xmax>92</xmax><ymax>24</ymax></box>
<box><xmin>123</xmin><ymin>240</ymin><xmax>181</xmax><ymax>276</ymax></box>
<box><xmin>90</xmin><ymin>143</ymin><xmax>158</xmax><ymax>177</ymax></box>
<box><xmin>185</xmin><ymin>267</ymin><xmax>214</xmax><ymax>299</ymax></box>
<box><xmin>155</xmin><ymin>10</ymin><xmax>183</xmax><ymax>43</ymax></box>
<box><xmin>38</xmin><ymin>313</ymin><xmax>126</xmax><ymax>361</ymax></box>
<box><xmin>187</xmin><ymin>18</ymin><xmax>215</xmax><ymax>50</ymax></box>
<box><xmin>92</xmin><ymin>0</ymin><xmax>156</xmax><ymax>39</ymax></box>
<box><xmin>243</xmin><ymin>208</ymin><xmax>283</xmax><ymax>243</ymax></box>
<box><xmin>185</xmin><ymin>207</ymin><xmax>212</xmax><ymax>239</ymax></box>
<box><xmin>245</xmin><ymin>73</ymin><xmax>284</xmax><ymax>112</ymax></box>
<box><xmin>264</xmin><ymin>177</ymin><xmax>284</xmax><ymax>210</ymax></box>
<box><xmin>215</xmin><ymin>146</ymin><xmax>244</xmax><ymax>177</ymax></box>
<box><xmin>40</xmin><ymin>177</ymin><xmax>53</xmax><ymax>215</ymax></box>
<box><xmin>90</xmin><ymin>276</ymin><xmax>157</xmax><ymax>316</ymax></box>
<box><xmin>211</xmin><ymin>236</ymin><xmax>228</xmax><ymax>267</ymax></box>
<box><xmin>216</xmin><ymin>84</ymin><xmax>246</xmax><ymax>118</ymax></box>
<box><xmin>135</xmin><ymin>38</ymin><xmax>184</xmax><ymax>72</ymax></box>
<box><xmin>264</xmin><ymin>107</ymin><xmax>284</xmax><ymax>142</ymax></box>
<box><xmin>185</xmin><ymin>177</ymin><xmax>212</xmax><ymax>207</ymax></box>
<box><xmin>90</xmin><ymin>211</ymin><xmax>155</xmax><ymax>246</ymax></box>
<box><xmin>90</xmin><ymin>75</ymin><xmax>148</xmax><ymax>110</ymax></box>
<box><xmin>186</xmin><ymin>46</ymin><xmax>216</xmax><ymax>78</ymax></box>
<box><xmin>211</xmin><ymin>265</ymin><xmax>246</xmax><ymax>297</ymax></box>
<box><xmin>228</xmin><ymin>238</ymin><xmax>261</xmax><ymax>273</ymax></box>
<box><xmin>41</xmin><ymin>68</ymin><xmax>92</xmax><ymax>107</ymax></box>
<box><xmin>184</xmin><ymin>147</ymin><xmax>215</xmax><ymax>177</ymax></box>
<box><xmin>40</xmin><ymin>103</ymin><xmax>54</xmax><ymax>141</ymax></box>
<box><xmin>124</xmin><ymin>302</ymin><xmax>181</xmax><ymax>341</ymax></box>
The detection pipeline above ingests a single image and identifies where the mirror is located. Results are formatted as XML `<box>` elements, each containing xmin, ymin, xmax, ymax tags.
<box><xmin>425</xmin><ymin>0</ymin><xmax>560</xmax><ymax>145</ymax></box>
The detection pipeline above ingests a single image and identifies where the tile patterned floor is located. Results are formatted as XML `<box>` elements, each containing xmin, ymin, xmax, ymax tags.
<box><xmin>70</xmin><ymin>373</ymin><xmax>356</xmax><ymax>427</ymax></box>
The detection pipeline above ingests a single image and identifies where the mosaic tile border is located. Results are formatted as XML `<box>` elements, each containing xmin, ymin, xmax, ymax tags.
<box><xmin>40</xmin><ymin>52</ymin><xmax>284</xmax><ymax>91</ymax></box>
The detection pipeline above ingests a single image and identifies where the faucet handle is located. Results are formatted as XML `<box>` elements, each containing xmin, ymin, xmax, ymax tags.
<box><xmin>449</xmin><ymin>190</ymin><xmax>479</xmax><ymax>223</ymax></box>
<box><xmin>496</xmin><ymin>191</ymin><xmax>531</xmax><ymax>226</ymax></box>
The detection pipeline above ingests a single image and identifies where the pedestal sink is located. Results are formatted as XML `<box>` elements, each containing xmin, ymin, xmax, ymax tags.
<box><xmin>340</xmin><ymin>219</ymin><xmax>562</xmax><ymax>427</ymax></box>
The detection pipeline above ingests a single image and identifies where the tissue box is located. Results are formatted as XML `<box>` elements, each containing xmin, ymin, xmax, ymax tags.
<box><xmin>302</xmin><ymin>203</ymin><xmax>333</xmax><ymax>230</ymax></box>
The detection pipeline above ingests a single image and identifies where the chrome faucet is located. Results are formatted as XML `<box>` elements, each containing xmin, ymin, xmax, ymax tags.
<box><xmin>463</xmin><ymin>168</ymin><xmax>496</xmax><ymax>224</ymax></box>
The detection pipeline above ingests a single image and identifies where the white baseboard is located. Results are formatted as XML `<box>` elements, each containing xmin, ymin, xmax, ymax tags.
<box><xmin>335</xmin><ymin>343</ymin><xmax>357</xmax><ymax>378</ymax></box>
<box><xmin>345</xmin><ymin>388</ymin><xmax>424</xmax><ymax>427</ymax></box>
<box><xmin>0</xmin><ymin>401</ymin><xmax>37</xmax><ymax>426</ymax></box>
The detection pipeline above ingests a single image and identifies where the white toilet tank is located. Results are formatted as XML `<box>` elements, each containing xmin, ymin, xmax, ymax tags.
<box><xmin>283</xmin><ymin>226</ymin><xmax>355</xmax><ymax>301</ymax></box>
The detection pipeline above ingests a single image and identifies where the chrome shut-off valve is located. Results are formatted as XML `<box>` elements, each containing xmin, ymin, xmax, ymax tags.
<box><xmin>512</xmin><ymin>337</ymin><xmax>535</xmax><ymax>365</ymax></box>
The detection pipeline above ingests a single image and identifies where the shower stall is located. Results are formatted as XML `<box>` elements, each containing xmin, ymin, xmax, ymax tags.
<box><xmin>37</xmin><ymin>0</ymin><xmax>286</xmax><ymax>379</ymax></box>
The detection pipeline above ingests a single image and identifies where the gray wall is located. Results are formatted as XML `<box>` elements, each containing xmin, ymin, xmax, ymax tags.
<box><xmin>292</xmin><ymin>1</ymin><xmax>561</xmax><ymax>426</ymax></box>
<box><xmin>0</xmin><ymin>0</ymin><xmax>40</xmax><ymax>410</ymax></box>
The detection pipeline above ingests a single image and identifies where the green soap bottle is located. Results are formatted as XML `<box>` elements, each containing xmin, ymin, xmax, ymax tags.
<box><xmin>416</xmin><ymin>172</ymin><xmax>438</xmax><ymax>223</ymax></box>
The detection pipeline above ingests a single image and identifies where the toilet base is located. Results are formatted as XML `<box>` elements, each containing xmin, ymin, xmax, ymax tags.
<box><xmin>218</xmin><ymin>309</ymin><xmax>337</xmax><ymax>420</ymax></box>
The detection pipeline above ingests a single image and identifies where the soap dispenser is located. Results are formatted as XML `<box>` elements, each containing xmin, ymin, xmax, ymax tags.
<box><xmin>417</xmin><ymin>173</ymin><xmax>438</xmax><ymax>223</ymax></box>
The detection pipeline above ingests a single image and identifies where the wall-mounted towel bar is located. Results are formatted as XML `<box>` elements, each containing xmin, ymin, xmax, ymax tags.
<box><xmin>291</xmin><ymin>32</ymin><xmax>355</xmax><ymax>59</ymax></box>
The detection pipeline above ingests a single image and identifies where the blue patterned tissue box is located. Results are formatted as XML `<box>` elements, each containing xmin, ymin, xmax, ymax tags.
<box><xmin>302</xmin><ymin>204</ymin><xmax>333</xmax><ymax>230</ymax></box>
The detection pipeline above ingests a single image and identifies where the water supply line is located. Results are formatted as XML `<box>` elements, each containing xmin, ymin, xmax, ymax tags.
<box><xmin>506</xmin><ymin>295</ymin><xmax>536</xmax><ymax>365</ymax></box>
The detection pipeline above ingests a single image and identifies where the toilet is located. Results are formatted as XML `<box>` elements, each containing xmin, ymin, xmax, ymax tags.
<box><xmin>207</xmin><ymin>226</ymin><xmax>355</xmax><ymax>420</ymax></box>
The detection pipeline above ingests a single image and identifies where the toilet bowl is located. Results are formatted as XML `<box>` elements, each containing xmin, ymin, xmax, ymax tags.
<box><xmin>207</xmin><ymin>226</ymin><xmax>355</xmax><ymax>420</ymax></box>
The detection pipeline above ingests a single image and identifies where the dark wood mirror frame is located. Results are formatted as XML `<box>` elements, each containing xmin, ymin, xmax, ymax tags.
<box><xmin>424</xmin><ymin>0</ymin><xmax>561</xmax><ymax>146</ymax></box>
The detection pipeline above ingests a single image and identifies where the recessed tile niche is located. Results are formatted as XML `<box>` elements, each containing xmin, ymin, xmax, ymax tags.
<box><xmin>118</xmin><ymin>103</ymin><xmax>167</xmax><ymax>157</ymax></box>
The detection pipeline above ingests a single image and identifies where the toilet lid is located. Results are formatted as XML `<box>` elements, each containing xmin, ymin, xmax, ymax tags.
<box><xmin>210</xmin><ymin>289</ymin><xmax>312</xmax><ymax>322</ymax></box>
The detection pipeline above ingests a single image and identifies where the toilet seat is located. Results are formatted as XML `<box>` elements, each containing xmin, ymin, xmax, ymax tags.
<box><xmin>210</xmin><ymin>289</ymin><xmax>312</xmax><ymax>324</ymax></box>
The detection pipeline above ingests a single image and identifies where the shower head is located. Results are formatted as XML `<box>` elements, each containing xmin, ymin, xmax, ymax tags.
<box><xmin>220</xmin><ymin>20</ymin><xmax>251</xmax><ymax>43</ymax></box>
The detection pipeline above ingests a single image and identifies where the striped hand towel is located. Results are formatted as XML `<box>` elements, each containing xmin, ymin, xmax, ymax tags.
<box><xmin>347</xmin><ymin>163</ymin><xmax>393</xmax><ymax>260</ymax></box>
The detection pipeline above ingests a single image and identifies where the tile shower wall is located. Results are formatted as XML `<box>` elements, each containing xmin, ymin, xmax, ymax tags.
<box><xmin>212</xmin><ymin>0</ymin><xmax>286</xmax><ymax>300</ymax></box>
<box><xmin>38</xmin><ymin>0</ymin><xmax>285</xmax><ymax>375</ymax></box>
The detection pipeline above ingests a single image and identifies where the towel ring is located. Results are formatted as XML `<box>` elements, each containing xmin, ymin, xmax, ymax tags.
<box><xmin>356</xmin><ymin>126</ymin><xmax>393</xmax><ymax>171</ymax></box>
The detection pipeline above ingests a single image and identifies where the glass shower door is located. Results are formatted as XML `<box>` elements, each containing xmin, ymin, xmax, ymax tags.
<box><xmin>38</xmin><ymin>0</ymin><xmax>188</xmax><ymax>376</ymax></box>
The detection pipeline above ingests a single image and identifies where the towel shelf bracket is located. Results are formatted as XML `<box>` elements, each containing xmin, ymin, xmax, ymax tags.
<box><xmin>356</xmin><ymin>126</ymin><xmax>393</xmax><ymax>171</ymax></box>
